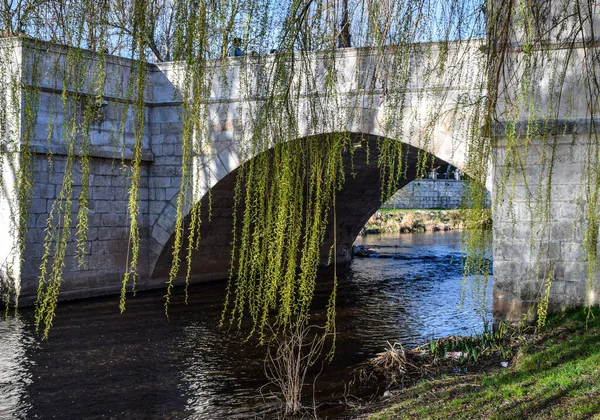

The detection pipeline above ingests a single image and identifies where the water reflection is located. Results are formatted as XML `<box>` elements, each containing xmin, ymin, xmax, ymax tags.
<box><xmin>0</xmin><ymin>314</ymin><xmax>34</xmax><ymax>419</ymax></box>
<box><xmin>0</xmin><ymin>231</ymin><xmax>491</xmax><ymax>419</ymax></box>
<box><xmin>177</xmin><ymin>321</ymin><xmax>266</xmax><ymax>418</ymax></box>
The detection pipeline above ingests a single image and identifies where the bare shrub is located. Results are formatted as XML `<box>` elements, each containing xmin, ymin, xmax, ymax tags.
<box><xmin>367</xmin><ymin>341</ymin><xmax>434</xmax><ymax>388</ymax></box>
<box><xmin>369</xmin><ymin>341</ymin><xmax>409</xmax><ymax>386</ymax></box>
<box><xmin>263</xmin><ymin>323</ymin><xmax>327</xmax><ymax>417</ymax></box>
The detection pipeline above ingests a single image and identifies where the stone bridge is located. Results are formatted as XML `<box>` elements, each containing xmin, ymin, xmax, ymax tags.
<box><xmin>0</xmin><ymin>35</ymin><xmax>596</xmax><ymax>321</ymax></box>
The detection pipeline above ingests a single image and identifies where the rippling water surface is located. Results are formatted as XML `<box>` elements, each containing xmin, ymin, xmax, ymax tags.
<box><xmin>0</xmin><ymin>231</ymin><xmax>492</xmax><ymax>419</ymax></box>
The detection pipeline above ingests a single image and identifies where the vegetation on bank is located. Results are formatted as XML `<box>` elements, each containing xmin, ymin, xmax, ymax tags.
<box><xmin>363</xmin><ymin>307</ymin><xmax>600</xmax><ymax>419</ymax></box>
<box><xmin>361</xmin><ymin>209</ymin><xmax>489</xmax><ymax>235</ymax></box>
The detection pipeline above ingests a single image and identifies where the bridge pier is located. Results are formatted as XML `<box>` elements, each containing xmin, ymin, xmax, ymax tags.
<box><xmin>490</xmin><ymin>1</ymin><xmax>600</xmax><ymax>322</ymax></box>
<box><xmin>492</xmin><ymin>130</ymin><xmax>599</xmax><ymax>322</ymax></box>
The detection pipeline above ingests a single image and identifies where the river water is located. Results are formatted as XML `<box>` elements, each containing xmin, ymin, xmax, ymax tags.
<box><xmin>0</xmin><ymin>231</ymin><xmax>492</xmax><ymax>419</ymax></box>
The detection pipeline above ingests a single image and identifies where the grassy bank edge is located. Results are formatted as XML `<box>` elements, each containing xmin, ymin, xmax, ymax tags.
<box><xmin>362</xmin><ymin>209</ymin><xmax>466</xmax><ymax>235</ymax></box>
<box><xmin>360</xmin><ymin>307</ymin><xmax>600</xmax><ymax>419</ymax></box>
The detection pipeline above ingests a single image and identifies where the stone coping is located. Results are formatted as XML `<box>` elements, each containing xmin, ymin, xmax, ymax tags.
<box><xmin>30</xmin><ymin>144</ymin><xmax>155</xmax><ymax>162</ymax></box>
<box><xmin>493</xmin><ymin>119</ymin><xmax>600</xmax><ymax>137</ymax></box>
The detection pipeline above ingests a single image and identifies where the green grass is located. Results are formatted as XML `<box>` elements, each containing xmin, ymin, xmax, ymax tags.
<box><xmin>368</xmin><ymin>308</ymin><xmax>600</xmax><ymax>420</ymax></box>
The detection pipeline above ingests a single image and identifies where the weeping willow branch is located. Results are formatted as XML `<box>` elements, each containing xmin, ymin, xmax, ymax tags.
<box><xmin>1</xmin><ymin>0</ymin><xmax>599</xmax><ymax>340</ymax></box>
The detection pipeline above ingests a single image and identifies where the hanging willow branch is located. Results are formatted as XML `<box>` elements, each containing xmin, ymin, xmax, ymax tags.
<box><xmin>0</xmin><ymin>0</ymin><xmax>598</xmax><ymax>339</ymax></box>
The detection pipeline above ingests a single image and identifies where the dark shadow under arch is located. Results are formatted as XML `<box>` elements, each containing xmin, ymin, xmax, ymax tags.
<box><xmin>151</xmin><ymin>133</ymin><xmax>456</xmax><ymax>284</ymax></box>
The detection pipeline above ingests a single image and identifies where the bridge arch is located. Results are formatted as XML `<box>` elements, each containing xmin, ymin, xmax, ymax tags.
<box><xmin>149</xmin><ymin>131</ymin><xmax>465</xmax><ymax>285</ymax></box>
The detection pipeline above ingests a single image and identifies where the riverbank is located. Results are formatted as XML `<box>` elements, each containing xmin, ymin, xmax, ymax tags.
<box><xmin>359</xmin><ymin>307</ymin><xmax>600</xmax><ymax>419</ymax></box>
<box><xmin>361</xmin><ymin>209</ymin><xmax>465</xmax><ymax>234</ymax></box>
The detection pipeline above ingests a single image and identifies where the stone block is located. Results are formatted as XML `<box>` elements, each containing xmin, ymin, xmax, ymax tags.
<box><xmin>90</xmin><ymin>175</ymin><xmax>112</xmax><ymax>187</ymax></box>
<box><xmin>493</xmin><ymin>260</ymin><xmax>527</xmax><ymax>283</ymax></box>
<box><xmin>86</xmin><ymin>227</ymin><xmax>98</xmax><ymax>241</ymax></box>
<box><xmin>493</xmin><ymin>239</ymin><xmax>531</xmax><ymax>261</ymax></box>
<box><xmin>563</xmin><ymin>261</ymin><xmax>586</xmax><ymax>282</ymax></box>
<box><xmin>91</xmin><ymin>186</ymin><xmax>115</xmax><ymax>201</ymax></box>
<box><xmin>138</xmin><ymin>188</ymin><xmax>149</xmax><ymax>201</ymax></box>
<box><xmin>88</xmin><ymin>253</ymin><xmax>116</xmax><ymax>269</ymax></box>
<box><xmin>154</xmin><ymin>188</ymin><xmax>166</xmax><ymax>201</ymax></box>
<box><xmin>152</xmin><ymin>177</ymin><xmax>171</xmax><ymax>188</ymax></box>
<box><xmin>156</xmin><ymin>212</ymin><xmax>174</xmax><ymax>234</ymax></box>
<box><xmin>110</xmin><ymin>175</ymin><xmax>130</xmax><ymax>187</ymax></box>
<box><xmin>162</xmin><ymin>144</ymin><xmax>177</xmax><ymax>155</ymax></box>
<box><xmin>97</xmin><ymin>227</ymin><xmax>113</xmax><ymax>241</ymax></box>
<box><xmin>165</xmin><ymin>187</ymin><xmax>180</xmax><ymax>200</ymax></box>
<box><xmin>88</xmin><ymin>200</ymin><xmax>108</xmax><ymax>213</ymax></box>
<box><xmin>48</xmin><ymin>171</ymin><xmax>67</xmax><ymax>185</ymax></box>
<box><xmin>153</xmin><ymin>106</ymin><xmax>182</xmax><ymax>123</ymax></box>
<box><xmin>35</xmin><ymin>214</ymin><xmax>48</xmax><ymax>228</ymax></box>
<box><xmin>561</xmin><ymin>242</ymin><xmax>585</xmax><ymax>262</ymax></box>
<box><xmin>107</xmin><ymin>200</ymin><xmax>129</xmax><ymax>214</ymax></box>
<box><xmin>88</xmin><ymin>213</ymin><xmax>102</xmax><ymax>226</ymax></box>
<box><xmin>162</xmin><ymin>134</ymin><xmax>180</xmax><ymax>145</ymax></box>
<box><xmin>149</xmin><ymin>201</ymin><xmax>166</xmax><ymax>216</ymax></box>
<box><xmin>101</xmin><ymin>214</ymin><xmax>127</xmax><ymax>227</ymax></box>
<box><xmin>151</xmin><ymin>224</ymin><xmax>171</xmax><ymax>247</ymax></box>
<box><xmin>552</xmin><ymin>163</ymin><xmax>583</xmax><ymax>183</ymax></box>
<box><xmin>33</xmin><ymin>169</ymin><xmax>49</xmax><ymax>184</ymax></box>
<box><xmin>153</xmin><ymin>155</ymin><xmax>182</xmax><ymax>166</ymax></box>
<box><xmin>36</xmin><ymin>183</ymin><xmax>55</xmax><ymax>199</ymax></box>
<box><xmin>91</xmin><ymin>240</ymin><xmax>109</xmax><ymax>255</ymax></box>
<box><xmin>150</xmin><ymin>165</ymin><xmax>181</xmax><ymax>177</ymax></box>
<box><xmin>112</xmin><ymin>187</ymin><xmax>129</xmax><ymax>200</ymax></box>
<box><xmin>30</xmin><ymin>198</ymin><xmax>47</xmax><ymax>214</ymax></box>
<box><xmin>160</xmin><ymin>123</ymin><xmax>183</xmax><ymax>134</ymax></box>
<box><xmin>550</xmin><ymin>220</ymin><xmax>580</xmax><ymax>241</ymax></box>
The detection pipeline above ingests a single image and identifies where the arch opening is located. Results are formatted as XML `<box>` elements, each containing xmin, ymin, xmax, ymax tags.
<box><xmin>150</xmin><ymin>133</ymin><xmax>463</xmax><ymax>285</ymax></box>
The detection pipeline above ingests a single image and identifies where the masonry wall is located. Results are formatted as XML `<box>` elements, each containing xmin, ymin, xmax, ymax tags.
<box><xmin>19</xmin><ymin>155</ymin><xmax>153</xmax><ymax>303</ymax></box>
<box><xmin>14</xmin><ymin>40</ymin><xmax>159</xmax><ymax>304</ymax></box>
<box><xmin>382</xmin><ymin>179</ymin><xmax>469</xmax><ymax>209</ymax></box>
<box><xmin>492</xmin><ymin>132</ymin><xmax>599</xmax><ymax>322</ymax></box>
